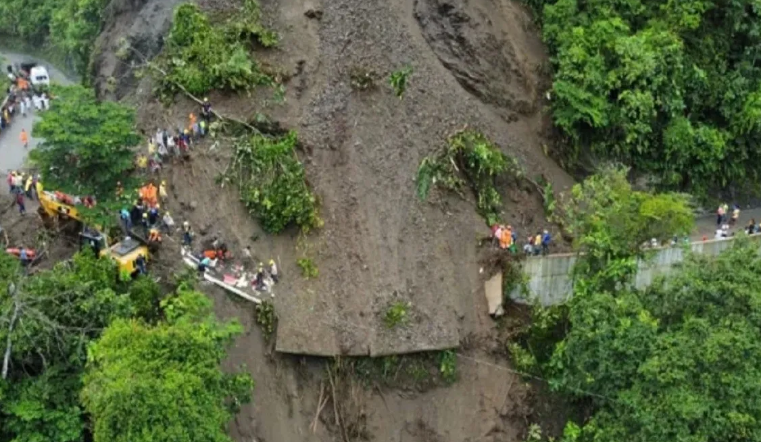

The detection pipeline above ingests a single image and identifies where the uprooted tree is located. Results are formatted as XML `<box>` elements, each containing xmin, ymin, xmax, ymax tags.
<box><xmin>416</xmin><ymin>129</ymin><xmax>523</xmax><ymax>226</ymax></box>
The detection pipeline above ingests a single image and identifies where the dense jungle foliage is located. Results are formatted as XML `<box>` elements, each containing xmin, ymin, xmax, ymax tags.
<box><xmin>533</xmin><ymin>0</ymin><xmax>761</xmax><ymax>197</ymax></box>
<box><xmin>0</xmin><ymin>252</ymin><xmax>252</xmax><ymax>442</ymax></box>
<box><xmin>511</xmin><ymin>168</ymin><xmax>761</xmax><ymax>442</ymax></box>
<box><xmin>0</xmin><ymin>0</ymin><xmax>107</xmax><ymax>77</ymax></box>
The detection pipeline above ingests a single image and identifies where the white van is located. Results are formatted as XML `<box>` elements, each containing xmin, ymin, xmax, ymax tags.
<box><xmin>30</xmin><ymin>66</ymin><xmax>50</xmax><ymax>87</ymax></box>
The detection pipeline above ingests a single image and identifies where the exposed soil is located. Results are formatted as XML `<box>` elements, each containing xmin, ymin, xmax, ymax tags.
<box><xmin>85</xmin><ymin>0</ymin><xmax>578</xmax><ymax>439</ymax></box>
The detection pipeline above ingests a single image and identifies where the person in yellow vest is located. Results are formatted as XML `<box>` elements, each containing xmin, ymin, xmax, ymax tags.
<box><xmin>159</xmin><ymin>180</ymin><xmax>168</xmax><ymax>201</ymax></box>
<box><xmin>24</xmin><ymin>175</ymin><xmax>33</xmax><ymax>200</ymax></box>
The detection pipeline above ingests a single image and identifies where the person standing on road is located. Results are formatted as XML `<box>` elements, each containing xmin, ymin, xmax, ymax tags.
<box><xmin>717</xmin><ymin>205</ymin><xmax>725</xmax><ymax>226</ymax></box>
<box><xmin>730</xmin><ymin>205</ymin><xmax>740</xmax><ymax>226</ymax></box>
<box><xmin>542</xmin><ymin>230</ymin><xmax>552</xmax><ymax>255</ymax></box>
<box><xmin>24</xmin><ymin>175</ymin><xmax>33</xmax><ymax>200</ymax></box>
<box><xmin>19</xmin><ymin>99</ymin><xmax>26</xmax><ymax>117</ymax></box>
<box><xmin>20</xmin><ymin>129</ymin><xmax>28</xmax><ymax>149</ymax></box>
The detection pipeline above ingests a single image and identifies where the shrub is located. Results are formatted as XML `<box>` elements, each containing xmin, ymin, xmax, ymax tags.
<box><xmin>297</xmin><ymin>257</ymin><xmax>319</xmax><ymax>279</ymax></box>
<box><xmin>438</xmin><ymin>350</ymin><xmax>458</xmax><ymax>384</ymax></box>
<box><xmin>384</xmin><ymin>301</ymin><xmax>410</xmax><ymax>328</ymax></box>
<box><xmin>230</xmin><ymin>131</ymin><xmax>320</xmax><ymax>233</ymax></box>
<box><xmin>160</xmin><ymin>1</ymin><xmax>276</xmax><ymax>96</ymax></box>
<box><xmin>416</xmin><ymin>129</ymin><xmax>523</xmax><ymax>225</ymax></box>
<box><xmin>389</xmin><ymin>66</ymin><xmax>413</xmax><ymax>99</ymax></box>
<box><xmin>255</xmin><ymin>300</ymin><xmax>277</xmax><ymax>340</ymax></box>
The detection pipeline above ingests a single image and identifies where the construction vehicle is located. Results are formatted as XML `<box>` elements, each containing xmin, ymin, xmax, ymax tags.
<box><xmin>37</xmin><ymin>189</ymin><xmax>150</xmax><ymax>276</ymax></box>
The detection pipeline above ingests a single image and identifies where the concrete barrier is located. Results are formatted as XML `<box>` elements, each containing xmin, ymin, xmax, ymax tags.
<box><xmin>511</xmin><ymin>236</ymin><xmax>749</xmax><ymax>305</ymax></box>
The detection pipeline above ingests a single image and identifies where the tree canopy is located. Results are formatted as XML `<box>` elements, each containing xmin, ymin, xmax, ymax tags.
<box><xmin>536</xmin><ymin>0</ymin><xmax>761</xmax><ymax>196</ymax></box>
<box><xmin>81</xmin><ymin>286</ymin><xmax>253</xmax><ymax>442</ymax></box>
<box><xmin>0</xmin><ymin>251</ymin><xmax>151</xmax><ymax>442</ymax></box>
<box><xmin>30</xmin><ymin>85</ymin><xmax>140</xmax><ymax>197</ymax></box>
<box><xmin>0</xmin><ymin>0</ymin><xmax>108</xmax><ymax>77</ymax></box>
<box><xmin>547</xmin><ymin>242</ymin><xmax>761</xmax><ymax>442</ymax></box>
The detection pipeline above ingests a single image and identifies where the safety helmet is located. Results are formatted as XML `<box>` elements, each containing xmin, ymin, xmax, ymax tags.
<box><xmin>142</xmin><ymin>213</ymin><xmax>148</xmax><ymax>218</ymax></box>
<box><xmin>161</xmin><ymin>180</ymin><xmax>166</xmax><ymax>185</ymax></box>
<box><xmin>269</xmin><ymin>259</ymin><xmax>275</xmax><ymax>265</ymax></box>
<box><xmin>203</xmin><ymin>97</ymin><xmax>208</xmax><ymax>102</ymax></box>
<box><xmin>183</xmin><ymin>221</ymin><xmax>189</xmax><ymax>227</ymax></box>
<box><xmin>155</xmin><ymin>204</ymin><xmax>160</xmax><ymax>209</ymax></box>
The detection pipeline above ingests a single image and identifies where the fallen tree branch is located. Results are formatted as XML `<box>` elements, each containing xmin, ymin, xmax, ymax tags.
<box><xmin>126</xmin><ymin>46</ymin><xmax>267</xmax><ymax>136</ymax></box>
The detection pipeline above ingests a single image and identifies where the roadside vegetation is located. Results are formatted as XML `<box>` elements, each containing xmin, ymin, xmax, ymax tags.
<box><xmin>532</xmin><ymin>0</ymin><xmax>761</xmax><ymax>197</ymax></box>
<box><xmin>30</xmin><ymin>84</ymin><xmax>140</xmax><ymax>229</ymax></box>
<box><xmin>0</xmin><ymin>252</ymin><xmax>252</xmax><ymax>442</ymax></box>
<box><xmin>508</xmin><ymin>167</ymin><xmax>761</xmax><ymax>441</ymax></box>
<box><xmin>0</xmin><ymin>0</ymin><xmax>107</xmax><ymax>78</ymax></box>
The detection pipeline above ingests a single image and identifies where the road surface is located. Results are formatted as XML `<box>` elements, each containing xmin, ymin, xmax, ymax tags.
<box><xmin>0</xmin><ymin>51</ymin><xmax>74</xmax><ymax>176</ymax></box>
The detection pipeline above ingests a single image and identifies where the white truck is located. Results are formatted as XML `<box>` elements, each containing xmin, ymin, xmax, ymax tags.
<box><xmin>29</xmin><ymin>66</ymin><xmax>50</xmax><ymax>87</ymax></box>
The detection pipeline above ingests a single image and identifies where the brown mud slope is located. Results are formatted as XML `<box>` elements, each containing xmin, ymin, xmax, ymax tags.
<box><xmin>93</xmin><ymin>0</ymin><xmax>573</xmax><ymax>357</ymax></box>
<box><xmin>266</xmin><ymin>0</ymin><xmax>573</xmax><ymax>356</ymax></box>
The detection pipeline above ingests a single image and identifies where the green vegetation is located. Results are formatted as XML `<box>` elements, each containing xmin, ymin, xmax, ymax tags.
<box><xmin>389</xmin><ymin>66</ymin><xmax>413</xmax><ymax>99</ymax></box>
<box><xmin>0</xmin><ymin>251</ymin><xmax>159</xmax><ymax>441</ymax></box>
<box><xmin>296</xmin><ymin>257</ymin><xmax>319</xmax><ymax>278</ymax></box>
<box><xmin>337</xmin><ymin>350</ymin><xmax>459</xmax><ymax>390</ymax></box>
<box><xmin>0</xmin><ymin>0</ymin><xmax>107</xmax><ymax>77</ymax></box>
<box><xmin>31</xmin><ymin>85</ymin><xmax>140</xmax><ymax>197</ymax></box>
<box><xmin>417</xmin><ymin>129</ymin><xmax>523</xmax><ymax>225</ymax></box>
<box><xmin>534</xmin><ymin>0</ymin><xmax>761</xmax><ymax>197</ymax></box>
<box><xmin>350</xmin><ymin>66</ymin><xmax>376</xmax><ymax>91</ymax></box>
<box><xmin>438</xmin><ymin>350</ymin><xmax>458</xmax><ymax>384</ymax></box>
<box><xmin>560</xmin><ymin>166</ymin><xmax>693</xmax><ymax>275</ymax></box>
<box><xmin>383</xmin><ymin>301</ymin><xmax>410</xmax><ymax>328</ymax></box>
<box><xmin>82</xmin><ymin>287</ymin><xmax>253</xmax><ymax>442</ymax></box>
<box><xmin>255</xmin><ymin>300</ymin><xmax>277</xmax><ymax>340</ymax></box>
<box><xmin>229</xmin><ymin>131</ymin><xmax>320</xmax><ymax>233</ymax></box>
<box><xmin>508</xmin><ymin>169</ymin><xmax>761</xmax><ymax>442</ymax></box>
<box><xmin>160</xmin><ymin>1</ymin><xmax>277</xmax><ymax>97</ymax></box>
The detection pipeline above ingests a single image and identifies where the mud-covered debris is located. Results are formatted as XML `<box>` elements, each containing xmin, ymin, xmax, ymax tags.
<box><xmin>304</xmin><ymin>8</ymin><xmax>323</xmax><ymax>20</ymax></box>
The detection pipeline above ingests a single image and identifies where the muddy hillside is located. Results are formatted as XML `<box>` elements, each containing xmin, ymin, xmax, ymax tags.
<box><xmin>92</xmin><ymin>0</ymin><xmax>572</xmax><ymax>357</ymax></box>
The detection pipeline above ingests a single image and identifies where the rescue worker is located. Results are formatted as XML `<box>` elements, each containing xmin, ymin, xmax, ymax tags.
<box><xmin>19</xmin><ymin>247</ymin><xmax>29</xmax><ymax>269</ymax></box>
<box><xmin>148</xmin><ymin>226</ymin><xmax>162</xmax><ymax>243</ymax></box>
<box><xmin>148</xmin><ymin>204</ymin><xmax>160</xmax><ymax>226</ymax></box>
<box><xmin>198</xmin><ymin>255</ymin><xmax>211</xmax><ymax>275</ymax></box>
<box><xmin>182</xmin><ymin>221</ymin><xmax>193</xmax><ymax>246</ymax></box>
<box><xmin>533</xmin><ymin>232</ymin><xmax>543</xmax><ymax>256</ymax></box>
<box><xmin>20</xmin><ymin>129</ymin><xmax>28</xmax><ymax>149</ymax></box>
<box><xmin>120</xmin><ymin>208</ymin><xmax>131</xmax><ymax>230</ymax></box>
<box><xmin>269</xmin><ymin>259</ymin><xmax>279</xmax><ymax>283</ymax></box>
<box><xmin>15</xmin><ymin>192</ymin><xmax>25</xmax><ymax>215</ymax></box>
<box><xmin>159</xmin><ymin>180</ymin><xmax>168</xmax><ymax>201</ymax></box>
<box><xmin>162</xmin><ymin>211</ymin><xmax>175</xmax><ymax>235</ymax></box>
<box><xmin>135</xmin><ymin>254</ymin><xmax>147</xmax><ymax>275</ymax></box>
<box><xmin>201</xmin><ymin>98</ymin><xmax>212</xmax><ymax>121</ymax></box>
<box><xmin>24</xmin><ymin>174</ymin><xmax>33</xmax><ymax>199</ymax></box>
<box><xmin>116</xmin><ymin>181</ymin><xmax>124</xmax><ymax>197</ymax></box>
<box><xmin>189</xmin><ymin>112</ymin><xmax>197</xmax><ymax>128</ymax></box>
<box><xmin>141</xmin><ymin>212</ymin><xmax>150</xmax><ymax>237</ymax></box>
<box><xmin>254</xmin><ymin>264</ymin><xmax>266</xmax><ymax>291</ymax></box>
<box><xmin>541</xmin><ymin>230</ymin><xmax>551</xmax><ymax>255</ymax></box>
<box><xmin>499</xmin><ymin>225</ymin><xmax>513</xmax><ymax>250</ymax></box>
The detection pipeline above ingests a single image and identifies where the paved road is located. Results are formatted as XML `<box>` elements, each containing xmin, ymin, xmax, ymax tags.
<box><xmin>0</xmin><ymin>51</ymin><xmax>74</xmax><ymax>176</ymax></box>
<box><xmin>692</xmin><ymin>207</ymin><xmax>761</xmax><ymax>240</ymax></box>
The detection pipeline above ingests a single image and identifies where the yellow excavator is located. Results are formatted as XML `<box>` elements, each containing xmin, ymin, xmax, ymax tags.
<box><xmin>37</xmin><ymin>188</ymin><xmax>150</xmax><ymax>276</ymax></box>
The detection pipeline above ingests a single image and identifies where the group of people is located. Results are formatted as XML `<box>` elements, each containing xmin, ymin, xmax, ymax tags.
<box><xmin>119</xmin><ymin>182</ymin><xmax>174</xmax><ymax>245</ymax></box>
<box><xmin>135</xmin><ymin>99</ymin><xmax>214</xmax><ymax>174</ymax></box>
<box><xmin>1</xmin><ymin>77</ymin><xmax>50</xmax><ymax>135</ymax></box>
<box><xmin>6</xmin><ymin>171</ymin><xmax>40</xmax><ymax>215</ymax></box>
<box><xmin>491</xmin><ymin>224</ymin><xmax>552</xmax><ymax>256</ymax></box>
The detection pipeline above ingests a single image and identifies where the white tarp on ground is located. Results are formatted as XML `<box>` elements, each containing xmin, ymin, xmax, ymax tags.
<box><xmin>484</xmin><ymin>272</ymin><xmax>504</xmax><ymax>317</ymax></box>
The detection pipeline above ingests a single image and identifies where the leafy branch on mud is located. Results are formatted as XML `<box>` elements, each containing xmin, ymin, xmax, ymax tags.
<box><xmin>417</xmin><ymin>128</ymin><xmax>523</xmax><ymax>225</ymax></box>
<box><xmin>255</xmin><ymin>300</ymin><xmax>277</xmax><ymax>341</ymax></box>
<box><xmin>157</xmin><ymin>1</ymin><xmax>278</xmax><ymax>97</ymax></box>
<box><xmin>389</xmin><ymin>65</ymin><xmax>413</xmax><ymax>99</ymax></box>
<box><xmin>225</xmin><ymin>131</ymin><xmax>321</xmax><ymax>233</ymax></box>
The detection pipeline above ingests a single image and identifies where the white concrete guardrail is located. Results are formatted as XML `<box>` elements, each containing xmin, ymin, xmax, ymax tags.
<box><xmin>509</xmin><ymin>235</ymin><xmax>752</xmax><ymax>306</ymax></box>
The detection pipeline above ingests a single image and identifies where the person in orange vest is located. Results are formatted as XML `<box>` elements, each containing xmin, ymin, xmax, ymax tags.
<box><xmin>188</xmin><ymin>112</ymin><xmax>197</xmax><ymax>129</ymax></box>
<box><xmin>20</xmin><ymin>129</ymin><xmax>28</xmax><ymax>149</ymax></box>
<box><xmin>148</xmin><ymin>226</ymin><xmax>162</xmax><ymax>243</ymax></box>
<box><xmin>499</xmin><ymin>225</ymin><xmax>513</xmax><ymax>250</ymax></box>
